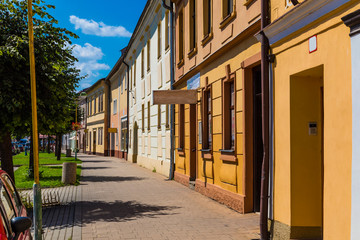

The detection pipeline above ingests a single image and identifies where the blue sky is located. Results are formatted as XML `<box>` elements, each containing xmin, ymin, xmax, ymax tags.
<box><xmin>47</xmin><ymin>0</ymin><xmax>148</xmax><ymax>90</ymax></box>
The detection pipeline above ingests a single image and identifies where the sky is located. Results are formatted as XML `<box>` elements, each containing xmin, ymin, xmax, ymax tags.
<box><xmin>47</xmin><ymin>0</ymin><xmax>148</xmax><ymax>91</ymax></box>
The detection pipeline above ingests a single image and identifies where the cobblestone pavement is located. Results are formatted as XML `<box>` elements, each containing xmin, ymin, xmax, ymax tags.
<box><xmin>78</xmin><ymin>153</ymin><xmax>260</xmax><ymax>240</ymax></box>
<box><xmin>20</xmin><ymin>185</ymin><xmax>81</xmax><ymax>240</ymax></box>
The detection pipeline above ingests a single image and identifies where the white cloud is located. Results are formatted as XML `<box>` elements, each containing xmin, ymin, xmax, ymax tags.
<box><xmin>72</xmin><ymin>43</ymin><xmax>104</xmax><ymax>60</ymax></box>
<box><xmin>71</xmin><ymin>43</ymin><xmax>110</xmax><ymax>90</ymax></box>
<box><xmin>69</xmin><ymin>15</ymin><xmax>132</xmax><ymax>37</ymax></box>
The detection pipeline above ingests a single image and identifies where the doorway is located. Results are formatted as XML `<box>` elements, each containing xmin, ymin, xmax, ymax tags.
<box><xmin>93</xmin><ymin>130</ymin><xmax>97</xmax><ymax>154</ymax></box>
<box><xmin>290</xmin><ymin>65</ymin><xmax>323</xmax><ymax>239</ymax></box>
<box><xmin>133</xmin><ymin>122</ymin><xmax>138</xmax><ymax>163</ymax></box>
<box><xmin>252</xmin><ymin>65</ymin><xmax>263</xmax><ymax>212</ymax></box>
<box><xmin>111</xmin><ymin>133</ymin><xmax>115</xmax><ymax>156</ymax></box>
<box><xmin>189</xmin><ymin>104</ymin><xmax>197</xmax><ymax>181</ymax></box>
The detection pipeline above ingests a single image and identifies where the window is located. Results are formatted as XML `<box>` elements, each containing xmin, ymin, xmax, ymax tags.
<box><xmin>148</xmin><ymin>101</ymin><xmax>151</xmax><ymax>131</ymax></box>
<box><xmin>0</xmin><ymin>184</ymin><xmax>15</xmax><ymax>221</ymax></box>
<box><xmin>203</xmin><ymin>88</ymin><xmax>212</xmax><ymax>149</ymax></box>
<box><xmin>147</xmin><ymin>40</ymin><xmax>151</xmax><ymax>71</ymax></box>
<box><xmin>130</xmin><ymin>66</ymin><xmax>132</xmax><ymax>90</ymax></box>
<box><xmin>158</xmin><ymin>22</ymin><xmax>162</xmax><ymax>59</ymax></box>
<box><xmin>222</xmin><ymin>65</ymin><xmax>235</xmax><ymax>151</ymax></box>
<box><xmin>94</xmin><ymin>97</ymin><xmax>97</xmax><ymax>114</ymax></box>
<box><xmin>165</xmin><ymin>104</ymin><xmax>170</xmax><ymax>129</ymax></box>
<box><xmin>178</xmin><ymin>9</ymin><xmax>184</xmax><ymax>64</ymax></box>
<box><xmin>165</xmin><ymin>11</ymin><xmax>170</xmax><ymax>50</ymax></box>
<box><xmin>3</xmin><ymin>175</ymin><xmax>22</xmax><ymax>213</ymax></box>
<box><xmin>141</xmin><ymin>49</ymin><xmax>145</xmax><ymax>78</ymax></box>
<box><xmin>90</xmin><ymin>99</ymin><xmax>92</xmax><ymax>115</ymax></box>
<box><xmin>189</xmin><ymin>0</ymin><xmax>196</xmax><ymax>51</ymax></box>
<box><xmin>178</xmin><ymin>104</ymin><xmax>185</xmax><ymax>149</ymax></box>
<box><xmin>125</xmin><ymin>74</ymin><xmax>127</xmax><ymax>91</ymax></box>
<box><xmin>134</xmin><ymin>60</ymin><xmax>136</xmax><ymax>86</ymax></box>
<box><xmin>230</xmin><ymin>82</ymin><xmax>235</xmax><ymax>149</ymax></box>
<box><xmin>116</xmin><ymin>132</ymin><xmax>119</xmax><ymax>146</ymax></box>
<box><xmin>113</xmin><ymin>99</ymin><xmax>117</xmax><ymax>115</ymax></box>
<box><xmin>98</xmin><ymin>128</ymin><xmax>103</xmax><ymax>145</ymax></box>
<box><xmin>121</xmin><ymin>76</ymin><xmax>123</xmax><ymax>94</ymax></box>
<box><xmin>142</xmin><ymin>104</ymin><xmax>145</xmax><ymax>132</ymax></box>
<box><xmin>100</xmin><ymin>93</ymin><xmax>104</xmax><ymax>112</ymax></box>
<box><xmin>121</xmin><ymin>118</ymin><xmax>128</xmax><ymax>151</ymax></box>
<box><xmin>203</xmin><ymin>0</ymin><xmax>212</xmax><ymax>37</ymax></box>
<box><xmin>158</xmin><ymin>105</ymin><xmax>161</xmax><ymax>130</ymax></box>
<box><xmin>223</xmin><ymin>0</ymin><xmax>233</xmax><ymax>19</ymax></box>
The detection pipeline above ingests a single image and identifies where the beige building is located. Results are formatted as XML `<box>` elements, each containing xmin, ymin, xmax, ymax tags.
<box><xmin>168</xmin><ymin>0</ymin><xmax>262</xmax><ymax>213</ymax></box>
<box><xmin>85</xmin><ymin>78</ymin><xmax>109</xmax><ymax>156</ymax></box>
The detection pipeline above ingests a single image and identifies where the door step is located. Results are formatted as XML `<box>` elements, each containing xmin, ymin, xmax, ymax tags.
<box><xmin>189</xmin><ymin>181</ymin><xmax>195</xmax><ymax>190</ymax></box>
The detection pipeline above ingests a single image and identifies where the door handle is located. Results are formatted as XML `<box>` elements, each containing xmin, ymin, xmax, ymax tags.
<box><xmin>192</xmin><ymin>148</ymin><xmax>196</xmax><ymax>152</ymax></box>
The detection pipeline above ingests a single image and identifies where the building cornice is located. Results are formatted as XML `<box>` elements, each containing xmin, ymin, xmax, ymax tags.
<box><xmin>342</xmin><ymin>9</ymin><xmax>360</xmax><ymax>36</ymax></box>
<box><xmin>263</xmin><ymin>0</ymin><xmax>350</xmax><ymax>45</ymax></box>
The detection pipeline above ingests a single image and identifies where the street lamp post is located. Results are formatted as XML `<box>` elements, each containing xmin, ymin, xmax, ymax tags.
<box><xmin>27</xmin><ymin>1</ymin><xmax>42</xmax><ymax>239</ymax></box>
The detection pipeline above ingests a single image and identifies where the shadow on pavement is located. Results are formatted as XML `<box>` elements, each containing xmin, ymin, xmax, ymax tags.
<box><xmin>81</xmin><ymin>175</ymin><xmax>145</xmax><ymax>182</ymax></box>
<box><xmin>41</xmin><ymin>200</ymin><xmax>180</xmax><ymax>228</ymax></box>
<box><xmin>80</xmin><ymin>166</ymin><xmax>110</xmax><ymax>170</ymax></box>
<box><xmin>80</xmin><ymin>200</ymin><xmax>180</xmax><ymax>224</ymax></box>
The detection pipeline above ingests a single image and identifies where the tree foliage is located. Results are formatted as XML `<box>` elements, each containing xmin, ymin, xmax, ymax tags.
<box><xmin>0</xmin><ymin>0</ymin><xmax>81</xmax><ymax>137</ymax></box>
<box><xmin>0</xmin><ymin>0</ymin><xmax>82</xmax><ymax>179</ymax></box>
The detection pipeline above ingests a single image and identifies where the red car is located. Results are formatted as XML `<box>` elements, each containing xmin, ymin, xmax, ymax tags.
<box><xmin>0</xmin><ymin>171</ymin><xmax>32</xmax><ymax>239</ymax></box>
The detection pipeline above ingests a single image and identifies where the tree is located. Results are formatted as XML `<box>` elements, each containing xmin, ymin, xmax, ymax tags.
<box><xmin>0</xmin><ymin>0</ymin><xmax>81</xmax><ymax>180</ymax></box>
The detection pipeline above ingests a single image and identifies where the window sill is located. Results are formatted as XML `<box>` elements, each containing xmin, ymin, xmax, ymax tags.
<box><xmin>177</xmin><ymin>148</ymin><xmax>185</xmax><ymax>156</ymax></box>
<box><xmin>177</xmin><ymin>59</ymin><xmax>184</xmax><ymax>68</ymax></box>
<box><xmin>243</xmin><ymin>0</ymin><xmax>255</xmax><ymax>7</ymax></box>
<box><xmin>219</xmin><ymin>11</ymin><xmax>237</xmax><ymax>29</ymax></box>
<box><xmin>201</xmin><ymin>32</ymin><xmax>213</xmax><ymax>46</ymax></box>
<box><xmin>201</xmin><ymin>149</ymin><xmax>212</xmax><ymax>160</ymax></box>
<box><xmin>219</xmin><ymin>149</ymin><xmax>237</xmax><ymax>162</ymax></box>
<box><xmin>187</xmin><ymin>46</ymin><xmax>197</xmax><ymax>59</ymax></box>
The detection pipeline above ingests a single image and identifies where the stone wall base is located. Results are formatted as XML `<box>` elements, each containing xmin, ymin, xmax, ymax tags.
<box><xmin>85</xmin><ymin>151</ymin><xmax>104</xmax><ymax>156</ymax></box>
<box><xmin>195</xmin><ymin>179</ymin><xmax>245</xmax><ymax>213</ymax></box>
<box><xmin>270</xmin><ymin>220</ymin><xmax>322</xmax><ymax>240</ymax></box>
<box><xmin>174</xmin><ymin>172</ymin><xmax>190</xmax><ymax>187</ymax></box>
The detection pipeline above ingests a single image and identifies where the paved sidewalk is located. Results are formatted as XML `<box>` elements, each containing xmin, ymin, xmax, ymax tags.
<box><xmin>78</xmin><ymin>153</ymin><xmax>260</xmax><ymax>240</ymax></box>
<box><xmin>20</xmin><ymin>184</ymin><xmax>81</xmax><ymax>240</ymax></box>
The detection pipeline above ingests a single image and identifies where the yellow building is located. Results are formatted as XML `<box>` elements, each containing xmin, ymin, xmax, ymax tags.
<box><xmin>85</xmin><ymin>78</ymin><xmax>109</xmax><ymax>156</ymax></box>
<box><xmin>262</xmin><ymin>0</ymin><xmax>360</xmax><ymax>239</ymax></box>
<box><xmin>168</xmin><ymin>0</ymin><xmax>263</xmax><ymax>213</ymax></box>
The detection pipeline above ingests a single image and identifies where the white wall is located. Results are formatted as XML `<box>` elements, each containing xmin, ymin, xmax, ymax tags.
<box><xmin>351</xmin><ymin>32</ymin><xmax>360</xmax><ymax>240</ymax></box>
<box><xmin>127</xmin><ymin>0</ymin><xmax>171</xmax><ymax>176</ymax></box>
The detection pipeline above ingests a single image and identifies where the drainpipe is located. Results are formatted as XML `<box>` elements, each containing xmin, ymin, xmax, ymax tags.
<box><xmin>162</xmin><ymin>0</ymin><xmax>175</xmax><ymax>180</ymax></box>
<box><xmin>260</xmin><ymin>0</ymin><xmax>270</xmax><ymax>239</ymax></box>
<box><xmin>123</xmin><ymin>61</ymin><xmax>130</xmax><ymax>161</ymax></box>
<box><xmin>105</xmin><ymin>79</ymin><xmax>111</xmax><ymax>157</ymax></box>
<box><xmin>118</xmin><ymin>71</ymin><xmax>121</xmax><ymax>157</ymax></box>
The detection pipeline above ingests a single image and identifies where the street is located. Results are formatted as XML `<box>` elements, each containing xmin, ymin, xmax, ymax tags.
<box><xmin>36</xmin><ymin>153</ymin><xmax>260</xmax><ymax>240</ymax></box>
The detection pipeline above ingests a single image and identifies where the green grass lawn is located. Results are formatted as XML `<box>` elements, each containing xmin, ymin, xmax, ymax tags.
<box><xmin>15</xmin><ymin>165</ymin><xmax>81</xmax><ymax>189</ymax></box>
<box><xmin>13</xmin><ymin>152</ymin><xmax>82</xmax><ymax>166</ymax></box>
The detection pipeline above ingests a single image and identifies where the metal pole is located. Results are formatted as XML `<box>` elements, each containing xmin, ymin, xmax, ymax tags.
<box><xmin>75</xmin><ymin>104</ymin><xmax>77</xmax><ymax>161</ymax></box>
<box><xmin>27</xmin><ymin>0</ymin><xmax>42</xmax><ymax>239</ymax></box>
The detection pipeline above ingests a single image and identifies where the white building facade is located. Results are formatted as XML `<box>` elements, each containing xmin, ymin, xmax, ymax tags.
<box><xmin>126</xmin><ymin>0</ymin><xmax>172</xmax><ymax>176</ymax></box>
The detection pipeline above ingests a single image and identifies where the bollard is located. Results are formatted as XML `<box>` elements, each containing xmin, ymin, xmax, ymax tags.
<box><xmin>62</xmin><ymin>162</ymin><xmax>77</xmax><ymax>184</ymax></box>
<box><xmin>66</xmin><ymin>149</ymin><xmax>71</xmax><ymax>157</ymax></box>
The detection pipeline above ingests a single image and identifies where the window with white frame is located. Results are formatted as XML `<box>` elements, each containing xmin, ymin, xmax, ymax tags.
<box><xmin>113</xmin><ymin>99</ymin><xmax>117</xmax><ymax>114</ymax></box>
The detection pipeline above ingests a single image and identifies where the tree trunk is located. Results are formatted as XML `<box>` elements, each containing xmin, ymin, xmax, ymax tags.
<box><xmin>29</xmin><ymin>135</ymin><xmax>34</xmax><ymax>176</ymax></box>
<box><xmin>57</xmin><ymin>134</ymin><xmax>62</xmax><ymax>160</ymax></box>
<box><xmin>47</xmin><ymin>135</ymin><xmax>50</xmax><ymax>153</ymax></box>
<box><xmin>55</xmin><ymin>134</ymin><xmax>59</xmax><ymax>157</ymax></box>
<box><xmin>0</xmin><ymin>132</ymin><xmax>15</xmax><ymax>182</ymax></box>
